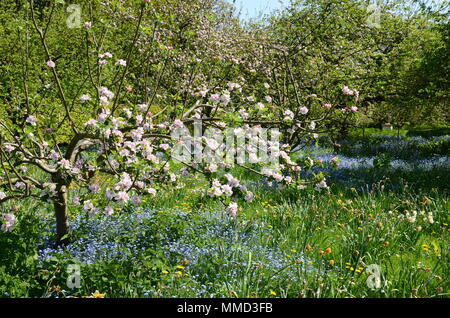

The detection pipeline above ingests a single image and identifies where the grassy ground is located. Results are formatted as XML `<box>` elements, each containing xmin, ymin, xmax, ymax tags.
<box><xmin>0</xmin><ymin>136</ymin><xmax>449</xmax><ymax>298</ymax></box>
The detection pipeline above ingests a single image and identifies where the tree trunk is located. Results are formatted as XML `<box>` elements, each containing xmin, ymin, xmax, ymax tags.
<box><xmin>54</xmin><ymin>184</ymin><xmax>69</xmax><ymax>246</ymax></box>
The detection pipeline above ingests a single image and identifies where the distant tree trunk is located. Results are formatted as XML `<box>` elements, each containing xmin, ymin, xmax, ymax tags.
<box><xmin>53</xmin><ymin>183</ymin><xmax>70</xmax><ymax>246</ymax></box>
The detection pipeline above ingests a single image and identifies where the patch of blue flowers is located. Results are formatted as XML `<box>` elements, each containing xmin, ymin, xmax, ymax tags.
<box><xmin>38</xmin><ymin>211</ymin><xmax>159</xmax><ymax>264</ymax></box>
<box><xmin>38</xmin><ymin>208</ymin><xmax>319</xmax><ymax>297</ymax></box>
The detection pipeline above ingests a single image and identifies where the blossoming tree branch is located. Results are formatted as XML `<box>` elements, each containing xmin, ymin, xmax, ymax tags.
<box><xmin>0</xmin><ymin>0</ymin><xmax>359</xmax><ymax>244</ymax></box>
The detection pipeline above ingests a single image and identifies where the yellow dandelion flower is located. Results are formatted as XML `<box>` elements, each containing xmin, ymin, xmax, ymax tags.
<box><xmin>269</xmin><ymin>290</ymin><xmax>277</xmax><ymax>296</ymax></box>
<box><xmin>91</xmin><ymin>290</ymin><xmax>106</xmax><ymax>298</ymax></box>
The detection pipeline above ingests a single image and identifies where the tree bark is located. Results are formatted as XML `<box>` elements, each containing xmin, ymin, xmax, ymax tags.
<box><xmin>54</xmin><ymin>184</ymin><xmax>69</xmax><ymax>246</ymax></box>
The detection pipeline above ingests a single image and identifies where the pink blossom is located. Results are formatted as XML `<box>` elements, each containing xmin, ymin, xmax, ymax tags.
<box><xmin>342</xmin><ymin>86</ymin><xmax>354</xmax><ymax>96</ymax></box>
<box><xmin>131</xmin><ymin>196</ymin><xmax>142</xmax><ymax>205</ymax></box>
<box><xmin>299</xmin><ymin>106</ymin><xmax>309</xmax><ymax>115</ymax></box>
<box><xmin>256</xmin><ymin>102</ymin><xmax>265</xmax><ymax>111</ymax></box>
<box><xmin>99</xmin><ymin>96</ymin><xmax>109</xmax><ymax>105</ymax></box>
<box><xmin>136</xmin><ymin>114</ymin><xmax>143</xmax><ymax>125</ymax></box>
<box><xmin>172</xmin><ymin>119</ymin><xmax>184</xmax><ymax>128</ymax></box>
<box><xmin>264</xmin><ymin>82</ymin><xmax>270</xmax><ymax>89</ymax></box>
<box><xmin>265</xmin><ymin>96</ymin><xmax>273</xmax><ymax>103</ymax></box>
<box><xmin>112</xmin><ymin>129</ymin><xmax>124</xmax><ymax>138</ymax></box>
<box><xmin>98</xmin><ymin>59</ymin><xmax>107</xmax><ymax>66</ymax></box>
<box><xmin>226</xmin><ymin>203</ymin><xmax>238</xmax><ymax>218</ymax></box>
<box><xmin>210</xmin><ymin>94</ymin><xmax>220</xmax><ymax>104</ymax></box>
<box><xmin>83</xmin><ymin>200</ymin><xmax>95</xmax><ymax>211</ymax></box>
<box><xmin>208</xmin><ymin>184</ymin><xmax>223</xmax><ymax>197</ymax></box>
<box><xmin>119</xmin><ymin>149</ymin><xmax>130</xmax><ymax>157</ymax></box>
<box><xmin>138</xmin><ymin>104</ymin><xmax>148</xmax><ymax>112</ymax></box>
<box><xmin>5</xmin><ymin>144</ymin><xmax>14</xmax><ymax>152</ymax></box>
<box><xmin>105</xmin><ymin>207</ymin><xmax>114</xmax><ymax>215</ymax></box>
<box><xmin>314</xmin><ymin>180</ymin><xmax>328</xmax><ymax>192</ymax></box>
<box><xmin>50</xmin><ymin>150</ymin><xmax>60</xmax><ymax>161</ymax></box>
<box><xmin>323</xmin><ymin>103</ymin><xmax>332</xmax><ymax>109</ymax></box>
<box><xmin>238</xmin><ymin>109</ymin><xmax>249</xmax><ymax>119</ymax></box>
<box><xmin>15</xmin><ymin>181</ymin><xmax>26</xmax><ymax>190</ymax></box>
<box><xmin>283</xmin><ymin>110</ymin><xmax>294</xmax><ymax>121</ymax></box>
<box><xmin>116</xmin><ymin>59</ymin><xmax>127</xmax><ymax>66</ymax></box>
<box><xmin>272</xmin><ymin>173</ymin><xmax>284</xmax><ymax>182</ymax></box>
<box><xmin>221</xmin><ymin>184</ymin><xmax>233</xmax><ymax>197</ymax></box>
<box><xmin>350</xmin><ymin>106</ymin><xmax>358</xmax><ymax>112</ymax></box>
<box><xmin>224</xmin><ymin>173</ymin><xmax>240</xmax><ymax>187</ymax></box>
<box><xmin>116</xmin><ymin>173</ymin><xmax>133</xmax><ymax>189</ymax></box>
<box><xmin>98</xmin><ymin>108</ymin><xmax>110</xmax><ymax>122</ymax></box>
<box><xmin>221</xmin><ymin>93</ymin><xmax>231</xmax><ymax>106</ymax></box>
<box><xmin>123</xmin><ymin>108</ymin><xmax>133</xmax><ymax>119</ymax></box>
<box><xmin>115</xmin><ymin>191</ymin><xmax>129</xmax><ymax>204</ymax></box>
<box><xmin>160</xmin><ymin>144</ymin><xmax>170</xmax><ymax>150</ymax></box>
<box><xmin>80</xmin><ymin>94</ymin><xmax>92</xmax><ymax>103</ymax></box>
<box><xmin>205</xmin><ymin>163</ymin><xmax>218</xmax><ymax>173</ymax></box>
<box><xmin>135</xmin><ymin>181</ymin><xmax>145</xmax><ymax>189</ymax></box>
<box><xmin>58</xmin><ymin>159</ymin><xmax>71</xmax><ymax>169</ymax></box>
<box><xmin>47</xmin><ymin>60</ymin><xmax>55</xmax><ymax>68</ymax></box>
<box><xmin>1</xmin><ymin>213</ymin><xmax>16</xmax><ymax>232</ymax></box>
<box><xmin>99</xmin><ymin>87</ymin><xmax>114</xmax><ymax>99</ymax></box>
<box><xmin>26</xmin><ymin>115</ymin><xmax>37</xmax><ymax>126</ymax></box>
<box><xmin>245</xmin><ymin>191</ymin><xmax>254</xmax><ymax>202</ymax></box>
<box><xmin>84</xmin><ymin>22</ymin><xmax>92</xmax><ymax>28</ymax></box>
<box><xmin>84</xmin><ymin>119</ymin><xmax>98</xmax><ymax>128</ymax></box>
<box><xmin>73</xmin><ymin>196</ymin><xmax>81</xmax><ymax>206</ymax></box>
<box><xmin>131</xmin><ymin>127</ymin><xmax>144</xmax><ymax>141</ymax></box>
<box><xmin>89</xmin><ymin>183</ymin><xmax>100</xmax><ymax>193</ymax></box>
<box><xmin>99</xmin><ymin>52</ymin><xmax>113</xmax><ymax>59</ymax></box>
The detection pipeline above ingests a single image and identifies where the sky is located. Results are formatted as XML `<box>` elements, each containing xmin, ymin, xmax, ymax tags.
<box><xmin>228</xmin><ymin>0</ymin><xmax>288</xmax><ymax>20</ymax></box>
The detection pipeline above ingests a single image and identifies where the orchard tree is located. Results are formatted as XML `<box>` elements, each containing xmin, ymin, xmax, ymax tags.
<box><xmin>0</xmin><ymin>0</ymin><xmax>359</xmax><ymax>245</ymax></box>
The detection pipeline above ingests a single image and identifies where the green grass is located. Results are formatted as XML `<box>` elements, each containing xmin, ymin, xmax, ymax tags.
<box><xmin>2</xmin><ymin>173</ymin><xmax>447</xmax><ymax>298</ymax></box>
<box><xmin>0</xmin><ymin>139</ymin><xmax>449</xmax><ymax>298</ymax></box>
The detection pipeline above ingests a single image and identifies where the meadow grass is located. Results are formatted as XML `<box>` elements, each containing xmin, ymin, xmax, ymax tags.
<box><xmin>0</xmin><ymin>136</ymin><xmax>448</xmax><ymax>298</ymax></box>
